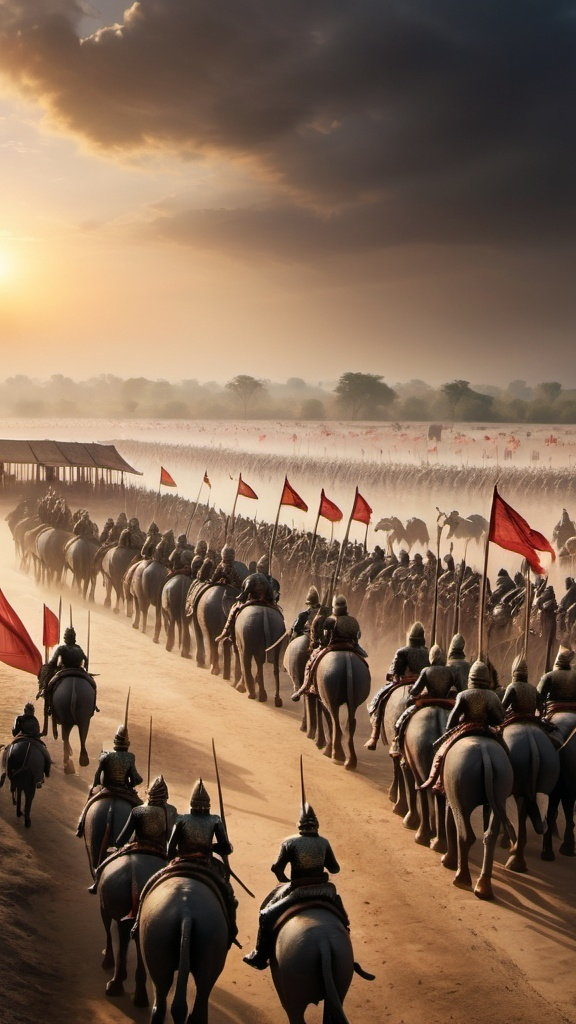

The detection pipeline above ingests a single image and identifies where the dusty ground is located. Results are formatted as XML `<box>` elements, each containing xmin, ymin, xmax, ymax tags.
<box><xmin>1</xmin><ymin>507</ymin><xmax>576</xmax><ymax>1024</ymax></box>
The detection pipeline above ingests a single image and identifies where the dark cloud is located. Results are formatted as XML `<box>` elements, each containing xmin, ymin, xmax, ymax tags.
<box><xmin>0</xmin><ymin>0</ymin><xmax>574</xmax><ymax>246</ymax></box>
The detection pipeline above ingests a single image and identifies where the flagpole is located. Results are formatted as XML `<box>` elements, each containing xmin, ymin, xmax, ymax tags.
<box><xmin>185</xmin><ymin>474</ymin><xmax>206</xmax><ymax>539</ymax></box>
<box><xmin>477</xmin><ymin>491</ymin><xmax>495</xmax><ymax>659</ymax></box>
<box><xmin>308</xmin><ymin>501</ymin><xmax>322</xmax><ymax>562</ymax></box>
<box><xmin>363</xmin><ymin>521</ymin><xmax>369</xmax><ymax>556</ymax></box>
<box><xmin>430</xmin><ymin>518</ymin><xmax>445</xmax><ymax>646</ymax></box>
<box><xmin>58</xmin><ymin>596</ymin><xmax>62</xmax><ymax>642</ymax></box>
<box><xmin>332</xmin><ymin>488</ymin><xmax>357</xmax><ymax>595</ymax></box>
<box><xmin>230</xmin><ymin>476</ymin><xmax>241</xmax><ymax>536</ymax></box>
<box><xmin>522</xmin><ymin>564</ymin><xmax>531</xmax><ymax>660</ymax></box>
<box><xmin>268</xmin><ymin>478</ymin><xmax>286</xmax><ymax>568</ymax></box>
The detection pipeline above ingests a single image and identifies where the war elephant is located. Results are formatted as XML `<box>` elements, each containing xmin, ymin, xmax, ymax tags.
<box><xmin>191</xmin><ymin>583</ymin><xmax>240</xmax><ymax>678</ymax></box>
<box><xmin>64</xmin><ymin>534</ymin><xmax>100</xmax><ymax>599</ymax></box>
<box><xmin>270</xmin><ymin>906</ymin><xmax>374</xmax><ymax>1024</ymax></box>
<box><xmin>234</xmin><ymin>603</ymin><xmax>285</xmax><ymax>705</ymax></box>
<box><xmin>441</xmin><ymin>511</ymin><xmax>489</xmax><ymax>545</ymax></box>
<box><xmin>4</xmin><ymin>739</ymin><xmax>51</xmax><ymax>827</ymax></box>
<box><xmin>382</xmin><ymin>682</ymin><xmax>412</xmax><ymax>817</ymax></box>
<box><xmin>401</xmin><ymin>704</ymin><xmax>452</xmax><ymax>849</ymax></box>
<box><xmin>49</xmin><ymin>670</ymin><xmax>97</xmax><ymax>774</ymax></box>
<box><xmin>162</xmin><ymin>573</ymin><xmax>194</xmax><ymax>657</ymax></box>
<box><xmin>283</xmin><ymin>635</ymin><xmax>324</xmax><ymax>742</ymax></box>
<box><xmin>100</xmin><ymin>545</ymin><xmax>139</xmax><ymax>612</ymax></box>
<box><xmin>374</xmin><ymin>516</ymin><xmax>429</xmax><ymax>552</ymax></box>
<box><xmin>82</xmin><ymin>796</ymin><xmax>135</xmax><ymax>879</ymax></box>
<box><xmin>315</xmin><ymin>649</ymin><xmax>371</xmax><ymax>770</ymax></box>
<box><xmin>36</xmin><ymin>526</ymin><xmax>75</xmax><ymax>585</ymax></box>
<box><xmin>502</xmin><ymin>721</ymin><xmax>560</xmax><ymax>872</ymax></box>
<box><xmin>441</xmin><ymin>736</ymin><xmax>515</xmax><ymax>899</ymax></box>
<box><xmin>131</xmin><ymin>559</ymin><xmax>168</xmax><ymax>641</ymax></box>
<box><xmin>97</xmin><ymin>851</ymin><xmax>166</xmax><ymax>1003</ymax></box>
<box><xmin>12</xmin><ymin>513</ymin><xmax>41</xmax><ymax>566</ymax></box>
<box><xmin>23</xmin><ymin>522</ymin><xmax>51</xmax><ymax>577</ymax></box>
<box><xmin>136</xmin><ymin>875</ymin><xmax>229</xmax><ymax>1024</ymax></box>
<box><xmin>541</xmin><ymin>711</ymin><xmax>576</xmax><ymax>861</ymax></box>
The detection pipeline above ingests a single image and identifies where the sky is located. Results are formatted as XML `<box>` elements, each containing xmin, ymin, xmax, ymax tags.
<box><xmin>0</xmin><ymin>0</ymin><xmax>574</xmax><ymax>387</ymax></box>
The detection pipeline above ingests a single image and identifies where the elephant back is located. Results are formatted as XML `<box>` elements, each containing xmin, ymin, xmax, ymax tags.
<box><xmin>315</xmin><ymin>649</ymin><xmax>371</xmax><ymax>711</ymax></box>
<box><xmin>7</xmin><ymin>740</ymin><xmax>46</xmax><ymax>787</ymax></box>
<box><xmin>271</xmin><ymin>907</ymin><xmax>354</xmax><ymax>1015</ymax></box>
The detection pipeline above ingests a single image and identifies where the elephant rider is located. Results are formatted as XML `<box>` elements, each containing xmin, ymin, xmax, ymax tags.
<box><xmin>447</xmin><ymin>633</ymin><xmax>471</xmax><ymax>691</ymax></box>
<box><xmin>98</xmin><ymin>517</ymin><xmax>115</xmax><ymax>544</ymax></box>
<box><xmin>0</xmin><ymin>702</ymin><xmax>51</xmax><ymax>787</ymax></box>
<box><xmin>488</xmin><ymin>568</ymin><xmax>517</xmax><ymax>609</ymax></box>
<box><xmin>290</xmin><ymin>586</ymin><xmax>321</xmax><ymax>639</ymax></box>
<box><xmin>110</xmin><ymin>512</ymin><xmax>128</xmax><ymax>543</ymax></box>
<box><xmin>210</xmin><ymin>545</ymin><xmax>243</xmax><ymax>588</ymax></box>
<box><xmin>215</xmin><ymin>561</ymin><xmax>279</xmax><ymax>646</ymax></box>
<box><xmin>87</xmin><ymin>774</ymin><xmax>177</xmax><ymax>895</ymax></box>
<box><xmin>243</xmin><ymin>802</ymin><xmax>347</xmax><ymax>971</ymax></box>
<box><xmin>141</xmin><ymin>522</ymin><xmax>161</xmax><ymax>559</ymax></box>
<box><xmin>168</xmin><ymin>534</ymin><xmax>194</xmax><ymax>572</ymax></box>
<box><xmin>391</xmin><ymin>644</ymin><xmax>461</xmax><ymax>754</ymax></box>
<box><xmin>73</xmin><ymin>510</ymin><xmax>95</xmax><ymax>538</ymax></box>
<box><xmin>132</xmin><ymin>778</ymin><xmax>238</xmax><ymax>946</ymax></box>
<box><xmin>502</xmin><ymin>655</ymin><xmax>563</xmax><ymax>746</ymax></box>
<box><xmin>365</xmin><ymin>621</ymin><xmax>430</xmax><ymax>751</ymax></box>
<box><xmin>291</xmin><ymin>594</ymin><xmax>365</xmax><ymax>702</ymax></box>
<box><xmin>166</xmin><ymin>548</ymin><xmax>195</xmax><ymax>580</ymax></box>
<box><xmin>537</xmin><ymin>647</ymin><xmax>576</xmax><ymax>715</ymax></box>
<box><xmin>37</xmin><ymin>626</ymin><xmax>97</xmax><ymax>718</ymax></box>
<box><xmin>558</xmin><ymin>577</ymin><xmax>576</xmax><ymax>633</ymax></box>
<box><xmin>76</xmin><ymin>723</ymin><xmax>143</xmax><ymax>837</ymax></box>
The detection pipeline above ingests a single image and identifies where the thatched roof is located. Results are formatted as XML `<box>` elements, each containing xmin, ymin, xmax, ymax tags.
<box><xmin>0</xmin><ymin>439</ymin><xmax>141</xmax><ymax>474</ymax></box>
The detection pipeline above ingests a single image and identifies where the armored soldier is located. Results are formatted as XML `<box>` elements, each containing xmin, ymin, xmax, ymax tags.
<box><xmin>210</xmin><ymin>546</ymin><xmax>243</xmax><ymax>588</ymax></box>
<box><xmin>392</xmin><ymin>644</ymin><xmax>457</xmax><ymax>750</ymax></box>
<box><xmin>290</xmin><ymin>594</ymin><xmax>364</xmax><ymax>702</ymax></box>
<box><xmin>243</xmin><ymin>802</ymin><xmax>346</xmax><ymax>971</ymax></box>
<box><xmin>500</xmin><ymin>654</ymin><xmax>560</xmax><ymax>743</ymax></box>
<box><xmin>215</xmin><ymin>564</ymin><xmax>279</xmax><ymax>645</ymax></box>
<box><xmin>444</xmin><ymin>660</ymin><xmax>505</xmax><ymax>731</ymax></box>
<box><xmin>290</xmin><ymin>586</ymin><xmax>321</xmax><ymax>638</ymax></box>
<box><xmin>98</xmin><ymin>517</ymin><xmax>115</xmax><ymax>544</ymax></box>
<box><xmin>0</xmin><ymin>702</ymin><xmax>51</xmax><ymax>787</ymax></box>
<box><xmin>447</xmin><ymin>633</ymin><xmax>471</xmax><ymax>691</ymax></box>
<box><xmin>537</xmin><ymin>647</ymin><xmax>576</xmax><ymax>711</ymax></box>
<box><xmin>87</xmin><ymin>775</ymin><xmax>177</xmax><ymax>894</ymax></box>
<box><xmin>76</xmin><ymin>723</ymin><xmax>143</xmax><ymax>837</ymax></box>
<box><xmin>365</xmin><ymin>621</ymin><xmax>430</xmax><ymax>750</ymax></box>
<box><xmin>558</xmin><ymin>577</ymin><xmax>576</xmax><ymax>633</ymax></box>
<box><xmin>488</xmin><ymin>568</ymin><xmax>516</xmax><ymax>608</ymax></box>
<box><xmin>37</xmin><ymin>626</ymin><xmax>96</xmax><ymax>717</ymax></box>
<box><xmin>141</xmin><ymin>522</ymin><xmax>161</xmax><ymax>559</ymax></box>
<box><xmin>168</xmin><ymin>534</ymin><xmax>194</xmax><ymax>572</ymax></box>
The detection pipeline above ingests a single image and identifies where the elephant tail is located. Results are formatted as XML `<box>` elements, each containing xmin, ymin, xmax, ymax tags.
<box><xmin>353</xmin><ymin>961</ymin><xmax>376</xmax><ymax>981</ymax></box>
<box><xmin>172</xmin><ymin>912</ymin><xmax>193</xmax><ymax>1023</ymax></box>
<box><xmin>71</xmin><ymin>678</ymin><xmax>78</xmax><ymax>722</ymax></box>
<box><xmin>319</xmin><ymin>937</ymin><xmax>350</xmax><ymax>1024</ymax></box>
<box><xmin>482</xmin><ymin>744</ymin><xmax>516</xmax><ymax>846</ymax></box>
<box><xmin>525</xmin><ymin>730</ymin><xmax>545</xmax><ymax>834</ymax></box>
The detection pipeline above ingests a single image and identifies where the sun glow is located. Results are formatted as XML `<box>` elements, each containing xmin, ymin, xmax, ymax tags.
<box><xmin>0</xmin><ymin>249</ymin><xmax>14</xmax><ymax>283</ymax></box>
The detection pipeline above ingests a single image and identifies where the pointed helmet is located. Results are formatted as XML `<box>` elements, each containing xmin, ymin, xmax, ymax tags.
<box><xmin>190</xmin><ymin>778</ymin><xmax>210</xmax><ymax>811</ymax></box>
<box><xmin>298</xmin><ymin>802</ymin><xmax>319</xmax><ymax>835</ymax></box>
<box><xmin>114</xmin><ymin>724</ymin><xmax>130</xmax><ymax>750</ymax></box>
<box><xmin>147</xmin><ymin>775</ymin><xmax>169</xmax><ymax>804</ymax></box>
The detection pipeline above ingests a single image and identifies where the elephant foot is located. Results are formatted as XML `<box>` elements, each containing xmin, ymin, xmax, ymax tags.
<box><xmin>113</xmin><ymin>607</ymin><xmax>119</xmax><ymax>614</ymax></box>
<box><xmin>132</xmin><ymin>622</ymin><xmax>139</xmax><ymax>629</ymax></box>
<box><xmin>181</xmin><ymin>652</ymin><xmax>192</xmax><ymax>659</ymax></box>
<box><xmin>133</xmin><ymin>989</ymin><xmax>149</xmax><ymax>1008</ymax></box>
<box><xmin>430</xmin><ymin>836</ymin><xmax>447</xmax><ymax>854</ymax></box>
<box><xmin>559</xmin><ymin>842</ymin><xmax>576</xmax><ymax>857</ymax></box>
<box><xmin>64</xmin><ymin>762</ymin><xmax>76</xmax><ymax>775</ymax></box>
<box><xmin>415</xmin><ymin>829</ymin><xmax>432</xmax><ymax>848</ymax></box>
<box><xmin>16</xmin><ymin>808</ymin><xmax>22</xmax><ymax>817</ymax></box>
<box><xmin>25</xmin><ymin>819</ymin><xmax>31</xmax><ymax>828</ymax></box>
<box><xmin>211</xmin><ymin>666</ymin><xmax>221</xmax><ymax>676</ymax></box>
<box><xmin>79</xmin><ymin>752</ymin><xmax>89</xmax><ymax>768</ymax></box>
<box><xmin>474</xmin><ymin>877</ymin><xmax>494</xmax><ymax>901</ymax></box>
<box><xmin>248</xmin><ymin>692</ymin><xmax>257</xmax><ymax>700</ymax></box>
<box><xmin>196</xmin><ymin>661</ymin><xmax>206</xmax><ymax>669</ymax></box>
<box><xmin>152</xmin><ymin>636</ymin><xmax>160</xmax><ymax>644</ymax></box>
<box><xmin>102</xmin><ymin>953</ymin><xmax>115</xmax><ymax>970</ymax></box>
<box><xmin>402</xmin><ymin>811</ymin><xmax>419</xmax><ymax>831</ymax></box>
<box><xmin>104</xmin><ymin>599</ymin><xmax>111</xmax><ymax>608</ymax></box>
<box><xmin>506</xmin><ymin>853</ymin><xmax>528</xmax><ymax>873</ymax></box>
<box><xmin>258</xmin><ymin>692</ymin><xmax>268</xmax><ymax>703</ymax></box>
<box><xmin>541</xmin><ymin>848</ymin><xmax>555</xmax><ymax>861</ymax></box>
<box><xmin>393</xmin><ymin>798</ymin><xmax>408</xmax><ymax>817</ymax></box>
<box><xmin>499</xmin><ymin>833</ymin><xmax>511</xmax><ymax>849</ymax></box>
<box><xmin>344</xmin><ymin>759</ymin><xmax>357</xmax><ymax>771</ymax></box>
<box><xmin>235</xmin><ymin>682</ymin><xmax>246</xmax><ymax>693</ymax></box>
<box><xmin>106</xmin><ymin>979</ymin><xmax>125</xmax><ymax>997</ymax></box>
<box><xmin>275</xmin><ymin>696</ymin><xmax>283</xmax><ymax>708</ymax></box>
<box><xmin>452</xmin><ymin>870</ymin><xmax>473</xmax><ymax>889</ymax></box>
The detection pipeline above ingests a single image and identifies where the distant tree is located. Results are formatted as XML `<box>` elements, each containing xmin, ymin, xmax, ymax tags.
<box><xmin>334</xmin><ymin>372</ymin><xmax>396</xmax><ymax>420</ymax></box>
<box><xmin>507</xmin><ymin>379</ymin><xmax>533</xmax><ymax>401</ymax></box>
<box><xmin>287</xmin><ymin>377</ymin><xmax>306</xmax><ymax>390</ymax></box>
<box><xmin>441</xmin><ymin>380</ymin><xmax>473</xmax><ymax>419</ymax></box>
<box><xmin>536</xmin><ymin>382</ymin><xmax>562</xmax><ymax>404</ymax></box>
<box><xmin>225</xmin><ymin>375</ymin><xmax>267</xmax><ymax>418</ymax></box>
<box><xmin>300</xmin><ymin>398</ymin><xmax>325</xmax><ymax>420</ymax></box>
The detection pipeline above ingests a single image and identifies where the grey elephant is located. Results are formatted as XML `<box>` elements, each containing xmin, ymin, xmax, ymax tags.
<box><xmin>234</xmin><ymin>602</ymin><xmax>286</xmax><ymax>704</ymax></box>
<box><xmin>284</xmin><ymin>634</ymin><xmax>323</xmax><ymax>741</ymax></box>
<box><xmin>315</xmin><ymin>650</ymin><xmax>371</xmax><ymax>770</ymax></box>
<box><xmin>271</xmin><ymin>906</ymin><xmax>374</xmax><ymax>1024</ymax></box>
<box><xmin>136</xmin><ymin>876</ymin><xmax>229</xmax><ymax>1024</ymax></box>
<box><xmin>82</xmin><ymin>796</ymin><xmax>135</xmax><ymax>879</ymax></box>
<box><xmin>63</xmin><ymin>533</ymin><xmax>100</xmax><ymax>600</ymax></box>
<box><xmin>3</xmin><ymin>739</ymin><xmax>51</xmax><ymax>827</ymax></box>
<box><xmin>101</xmin><ymin>545</ymin><xmax>139</xmax><ymax>612</ymax></box>
<box><xmin>540</xmin><ymin>713</ymin><xmax>576</xmax><ymax>860</ymax></box>
<box><xmin>130</xmin><ymin>559</ymin><xmax>169</xmax><ymax>641</ymax></box>
<box><xmin>191</xmin><ymin>583</ymin><xmax>242</xmax><ymax>678</ymax></box>
<box><xmin>35</xmin><ymin>525</ymin><xmax>75</xmax><ymax>585</ymax></box>
<box><xmin>161</xmin><ymin>572</ymin><xmax>194</xmax><ymax>658</ymax></box>
<box><xmin>50</xmin><ymin>670</ymin><xmax>97</xmax><ymax>774</ymax></box>
<box><xmin>401</xmin><ymin>702</ymin><xmax>452</xmax><ymax>849</ymax></box>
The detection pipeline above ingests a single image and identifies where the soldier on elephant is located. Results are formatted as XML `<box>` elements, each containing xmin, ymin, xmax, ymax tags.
<box><xmin>290</xmin><ymin>594</ymin><xmax>365</xmax><ymax>702</ymax></box>
<box><xmin>73</xmin><ymin>509</ymin><xmax>96</xmax><ymax>538</ymax></box>
<box><xmin>141</xmin><ymin>522</ymin><xmax>161</xmax><ymax>559</ymax></box>
<box><xmin>210</xmin><ymin>545</ymin><xmax>243</xmax><ymax>588</ymax></box>
<box><xmin>392</xmin><ymin>643</ymin><xmax>462</xmax><ymax>754</ymax></box>
<box><xmin>168</xmin><ymin>533</ymin><xmax>194</xmax><ymax>572</ymax></box>
<box><xmin>365</xmin><ymin>621</ymin><xmax>429</xmax><ymax>750</ymax></box>
<box><xmin>87</xmin><ymin>774</ymin><xmax>177</xmax><ymax>894</ymax></box>
<box><xmin>215</xmin><ymin>558</ymin><xmax>279</xmax><ymax>645</ymax></box>
<box><xmin>37</xmin><ymin>626</ymin><xmax>97</xmax><ymax>720</ymax></box>
<box><xmin>537</xmin><ymin>646</ymin><xmax>576</xmax><ymax>713</ymax></box>
<box><xmin>133</xmin><ymin>778</ymin><xmax>238</xmax><ymax>945</ymax></box>
<box><xmin>76</xmin><ymin>723</ymin><xmax>143</xmax><ymax>837</ymax></box>
<box><xmin>447</xmin><ymin>633</ymin><xmax>471</xmax><ymax>690</ymax></box>
<box><xmin>444</xmin><ymin>660</ymin><xmax>505</xmax><ymax>733</ymax></box>
<box><xmin>0</xmin><ymin>702</ymin><xmax>51</xmax><ymax>788</ymax></box>
<box><xmin>289</xmin><ymin>585</ymin><xmax>321</xmax><ymax>639</ymax></box>
<box><xmin>243</xmin><ymin>801</ymin><xmax>347</xmax><ymax>971</ymax></box>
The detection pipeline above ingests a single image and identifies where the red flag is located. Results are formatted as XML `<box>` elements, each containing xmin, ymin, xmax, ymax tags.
<box><xmin>237</xmin><ymin>475</ymin><xmax>258</xmax><ymax>500</ymax></box>
<box><xmin>351</xmin><ymin>489</ymin><xmax>372</xmax><ymax>525</ymax></box>
<box><xmin>488</xmin><ymin>486</ymin><xmax>556</xmax><ymax>575</ymax></box>
<box><xmin>0</xmin><ymin>590</ymin><xmax>42</xmax><ymax>676</ymax></box>
<box><xmin>203</xmin><ymin>471</ymin><xmax>211</xmax><ymax>488</ymax></box>
<box><xmin>318</xmin><ymin>489</ymin><xmax>343</xmax><ymax>523</ymax></box>
<box><xmin>280</xmin><ymin>477</ymin><xmax>308</xmax><ymax>512</ymax></box>
<box><xmin>42</xmin><ymin>604</ymin><xmax>59</xmax><ymax>648</ymax></box>
<box><xmin>160</xmin><ymin>466</ymin><xmax>177</xmax><ymax>487</ymax></box>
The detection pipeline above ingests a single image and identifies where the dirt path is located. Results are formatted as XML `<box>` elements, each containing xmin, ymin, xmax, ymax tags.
<box><xmin>1</xmin><ymin>516</ymin><xmax>576</xmax><ymax>1024</ymax></box>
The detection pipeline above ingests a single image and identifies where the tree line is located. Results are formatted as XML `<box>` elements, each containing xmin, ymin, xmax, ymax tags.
<box><xmin>1</xmin><ymin>372</ymin><xmax>574</xmax><ymax>423</ymax></box>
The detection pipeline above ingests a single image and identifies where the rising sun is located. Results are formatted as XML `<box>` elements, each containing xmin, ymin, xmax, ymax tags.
<box><xmin>0</xmin><ymin>249</ymin><xmax>14</xmax><ymax>282</ymax></box>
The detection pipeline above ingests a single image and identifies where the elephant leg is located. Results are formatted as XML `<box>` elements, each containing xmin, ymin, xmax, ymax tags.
<box><xmin>414</xmin><ymin>788</ymin><xmax>433</xmax><ymax>847</ymax></box>
<box><xmin>78</xmin><ymin>725</ymin><xmax>90</xmax><ymax>768</ymax></box>
<box><xmin>152</xmin><ymin>605</ymin><xmax>162</xmax><ymax>643</ymax></box>
<box><xmin>506</xmin><ymin>797</ymin><xmax>528</xmax><ymax>873</ymax></box>
<box><xmin>63</xmin><ymin>731</ymin><xmax>76</xmax><ymax>775</ymax></box>
<box><xmin>141</xmin><ymin>605</ymin><xmax>149</xmax><ymax>635</ymax></box>
<box><xmin>256</xmin><ymin>658</ymin><xmax>268</xmax><ymax>703</ymax></box>
<box><xmin>194</xmin><ymin>621</ymin><xmax>206</xmax><ymax>668</ymax></box>
<box><xmin>401</xmin><ymin>764</ymin><xmax>420</xmax><ymax>831</ymax></box>
<box><xmin>210</xmin><ymin>638</ymin><xmax>221</xmax><ymax>676</ymax></box>
<box><xmin>188</xmin><ymin>984</ymin><xmax>212</xmax><ymax>1024</ymax></box>
<box><xmin>181</xmin><ymin>619</ymin><xmax>192</xmax><ymax>659</ymax></box>
<box><xmin>100</xmin><ymin>905</ymin><xmax>115</xmax><ymax>970</ymax></box>
<box><xmin>273</xmin><ymin>653</ymin><xmax>282</xmax><ymax>708</ymax></box>
<box><xmin>24</xmin><ymin>788</ymin><xmax>33</xmax><ymax>828</ymax></box>
<box><xmin>304</xmin><ymin>695</ymin><xmax>315</xmax><ymax>738</ymax></box>
<box><xmin>106</xmin><ymin>920</ymin><xmax>131</xmax><ymax>996</ymax></box>
<box><xmin>542</xmin><ymin>786</ymin><xmax>561</xmax><ymax>860</ymax></box>
<box><xmin>132</xmin><ymin>597</ymin><xmax>141</xmax><ymax>629</ymax></box>
<box><xmin>344</xmin><ymin>708</ymin><xmax>358</xmax><ymax>770</ymax></box>
<box><xmin>166</xmin><ymin>616</ymin><xmax>176</xmax><ymax>652</ymax></box>
<box><xmin>475</xmin><ymin>812</ymin><xmax>499</xmax><ymax>900</ymax></box>
<box><xmin>559</xmin><ymin>794</ymin><xmax>576</xmax><ymax>856</ymax></box>
<box><xmin>452</xmin><ymin>813</ymin><xmax>475</xmax><ymax>889</ymax></box>
<box><xmin>104</xmin><ymin>579</ymin><xmax>112</xmax><ymax>608</ymax></box>
<box><xmin>391</xmin><ymin>758</ymin><xmax>409</xmax><ymax>817</ymax></box>
<box><xmin>113</xmin><ymin>584</ymin><xmax>122</xmax><ymax>614</ymax></box>
<box><xmin>314</xmin><ymin>699</ymin><xmax>327</xmax><ymax>750</ymax></box>
<box><xmin>430</xmin><ymin>793</ymin><xmax>448</xmax><ymax>854</ymax></box>
<box><xmin>329</xmin><ymin>709</ymin><xmax>346</xmax><ymax>764</ymax></box>
<box><xmin>16</xmin><ymin>786</ymin><xmax>22</xmax><ymax>817</ymax></box>
<box><xmin>125</xmin><ymin>588</ymin><xmax>133</xmax><ymax>617</ymax></box>
<box><xmin>150</xmin><ymin>989</ymin><xmax>169</xmax><ymax>1024</ymax></box>
<box><xmin>222</xmin><ymin>640</ymin><xmax>231</xmax><ymax>679</ymax></box>
<box><xmin>133</xmin><ymin>934</ymin><xmax>149</xmax><ymax>1008</ymax></box>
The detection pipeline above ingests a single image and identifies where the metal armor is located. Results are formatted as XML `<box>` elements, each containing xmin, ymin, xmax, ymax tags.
<box><xmin>537</xmin><ymin>666</ymin><xmax>576</xmax><ymax>704</ymax></box>
<box><xmin>446</xmin><ymin>688</ymin><xmax>505</xmax><ymax>731</ymax></box>
<box><xmin>168</xmin><ymin>812</ymin><xmax>232</xmax><ymax>857</ymax></box>
<box><xmin>116</xmin><ymin>803</ymin><xmax>174</xmax><ymax>847</ymax></box>
<box><xmin>390</xmin><ymin>643</ymin><xmax>430</xmax><ymax>680</ymax></box>
<box><xmin>95</xmin><ymin>749</ymin><xmax>143</xmax><ymax>789</ymax></box>
<box><xmin>502</xmin><ymin>680</ymin><xmax>539</xmax><ymax>717</ymax></box>
<box><xmin>272</xmin><ymin>833</ymin><xmax>340</xmax><ymax>880</ymax></box>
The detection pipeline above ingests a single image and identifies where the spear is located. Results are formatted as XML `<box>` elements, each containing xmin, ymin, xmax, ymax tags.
<box><xmin>86</xmin><ymin>609</ymin><xmax>91</xmax><ymax>672</ymax></box>
<box><xmin>124</xmin><ymin>688</ymin><xmax>131</xmax><ymax>731</ymax></box>
<box><xmin>147</xmin><ymin>716</ymin><xmax>153</xmax><ymax>789</ymax></box>
<box><xmin>300</xmin><ymin>754</ymin><xmax>306</xmax><ymax>812</ymax></box>
<box><xmin>211</xmin><ymin>739</ymin><xmax>255</xmax><ymax>897</ymax></box>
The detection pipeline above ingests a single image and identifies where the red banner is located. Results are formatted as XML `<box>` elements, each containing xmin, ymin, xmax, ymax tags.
<box><xmin>160</xmin><ymin>466</ymin><xmax>177</xmax><ymax>487</ymax></box>
<box><xmin>488</xmin><ymin>487</ymin><xmax>555</xmax><ymax>575</ymax></box>
<box><xmin>0</xmin><ymin>590</ymin><xmax>42</xmax><ymax>676</ymax></box>
<box><xmin>351</xmin><ymin>490</ymin><xmax>372</xmax><ymax>525</ymax></box>
<box><xmin>280</xmin><ymin>477</ymin><xmax>308</xmax><ymax>512</ymax></box>
<box><xmin>203</xmin><ymin>471</ymin><xmax>211</xmax><ymax>487</ymax></box>
<box><xmin>319</xmin><ymin>489</ymin><xmax>343</xmax><ymax>523</ymax></box>
<box><xmin>238</xmin><ymin>475</ymin><xmax>258</xmax><ymax>500</ymax></box>
<box><xmin>42</xmin><ymin>604</ymin><xmax>59</xmax><ymax>648</ymax></box>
